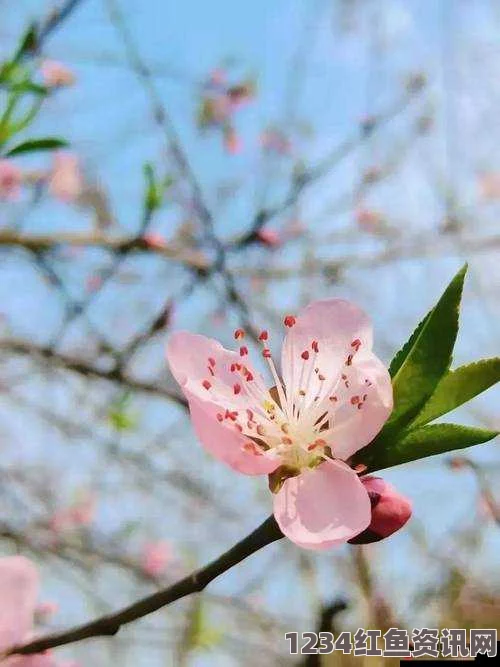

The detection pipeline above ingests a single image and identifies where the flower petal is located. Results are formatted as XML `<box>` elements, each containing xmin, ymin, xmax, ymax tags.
<box><xmin>273</xmin><ymin>459</ymin><xmax>371</xmax><ymax>550</ymax></box>
<box><xmin>187</xmin><ymin>391</ymin><xmax>280</xmax><ymax>475</ymax></box>
<box><xmin>0</xmin><ymin>556</ymin><xmax>38</xmax><ymax>651</ymax></box>
<box><xmin>281</xmin><ymin>299</ymin><xmax>373</xmax><ymax>409</ymax></box>
<box><xmin>329</xmin><ymin>352</ymin><xmax>393</xmax><ymax>460</ymax></box>
<box><xmin>167</xmin><ymin>331</ymin><xmax>267</xmax><ymax>407</ymax></box>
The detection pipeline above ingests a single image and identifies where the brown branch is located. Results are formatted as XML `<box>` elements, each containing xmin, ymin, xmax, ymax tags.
<box><xmin>4</xmin><ymin>515</ymin><xmax>283</xmax><ymax>658</ymax></box>
<box><xmin>0</xmin><ymin>339</ymin><xmax>187</xmax><ymax>408</ymax></box>
<box><xmin>0</xmin><ymin>230</ymin><xmax>209</xmax><ymax>271</ymax></box>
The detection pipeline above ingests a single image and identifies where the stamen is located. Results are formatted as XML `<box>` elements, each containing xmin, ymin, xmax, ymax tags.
<box><xmin>258</xmin><ymin>330</ymin><xmax>268</xmax><ymax>341</ymax></box>
<box><xmin>262</xmin><ymin>348</ymin><xmax>271</xmax><ymax>358</ymax></box>
<box><xmin>301</xmin><ymin>350</ymin><xmax>310</xmax><ymax>360</ymax></box>
<box><xmin>239</xmin><ymin>346</ymin><xmax>248</xmax><ymax>356</ymax></box>
<box><xmin>283</xmin><ymin>315</ymin><xmax>296</xmax><ymax>327</ymax></box>
<box><xmin>202</xmin><ymin>380</ymin><xmax>211</xmax><ymax>390</ymax></box>
<box><xmin>311</xmin><ymin>340</ymin><xmax>319</xmax><ymax>353</ymax></box>
<box><xmin>234</xmin><ymin>329</ymin><xmax>245</xmax><ymax>340</ymax></box>
<box><xmin>233</xmin><ymin>383</ymin><xmax>241</xmax><ymax>395</ymax></box>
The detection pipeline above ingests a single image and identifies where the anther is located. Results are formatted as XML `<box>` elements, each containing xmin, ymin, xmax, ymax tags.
<box><xmin>258</xmin><ymin>330</ymin><xmax>268</xmax><ymax>341</ymax></box>
<box><xmin>311</xmin><ymin>340</ymin><xmax>319</xmax><ymax>353</ymax></box>
<box><xmin>262</xmin><ymin>348</ymin><xmax>271</xmax><ymax>358</ymax></box>
<box><xmin>234</xmin><ymin>329</ymin><xmax>245</xmax><ymax>340</ymax></box>
<box><xmin>284</xmin><ymin>315</ymin><xmax>296</xmax><ymax>327</ymax></box>
<box><xmin>233</xmin><ymin>383</ymin><xmax>241</xmax><ymax>395</ymax></box>
<box><xmin>239</xmin><ymin>346</ymin><xmax>248</xmax><ymax>356</ymax></box>
<box><xmin>301</xmin><ymin>350</ymin><xmax>310</xmax><ymax>360</ymax></box>
<box><xmin>208</xmin><ymin>357</ymin><xmax>216</xmax><ymax>367</ymax></box>
<box><xmin>202</xmin><ymin>380</ymin><xmax>211</xmax><ymax>390</ymax></box>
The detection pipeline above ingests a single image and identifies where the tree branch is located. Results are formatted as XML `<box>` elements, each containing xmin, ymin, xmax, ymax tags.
<box><xmin>4</xmin><ymin>515</ymin><xmax>284</xmax><ymax>658</ymax></box>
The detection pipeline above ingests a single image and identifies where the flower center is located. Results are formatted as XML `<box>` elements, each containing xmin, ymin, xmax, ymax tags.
<box><xmin>201</xmin><ymin>318</ymin><xmax>368</xmax><ymax>472</ymax></box>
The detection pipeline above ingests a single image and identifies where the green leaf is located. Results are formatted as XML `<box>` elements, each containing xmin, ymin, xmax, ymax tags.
<box><xmin>373</xmin><ymin>423</ymin><xmax>498</xmax><ymax>470</ymax></box>
<box><xmin>388</xmin><ymin>311</ymin><xmax>431</xmax><ymax>377</ymax></box>
<box><xmin>143</xmin><ymin>162</ymin><xmax>162</xmax><ymax>213</ymax></box>
<box><xmin>5</xmin><ymin>137</ymin><xmax>68</xmax><ymax>157</ymax></box>
<box><xmin>386</xmin><ymin>264</ymin><xmax>467</xmax><ymax>429</ymax></box>
<box><xmin>12</xmin><ymin>24</ymin><xmax>38</xmax><ymax>63</ymax></box>
<box><xmin>412</xmin><ymin>358</ymin><xmax>500</xmax><ymax>427</ymax></box>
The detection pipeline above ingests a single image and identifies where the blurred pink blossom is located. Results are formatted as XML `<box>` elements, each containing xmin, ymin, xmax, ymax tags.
<box><xmin>49</xmin><ymin>492</ymin><xmax>96</xmax><ymax>535</ymax></box>
<box><xmin>255</xmin><ymin>228</ymin><xmax>281</xmax><ymax>248</ymax></box>
<box><xmin>478</xmin><ymin>171</ymin><xmax>500</xmax><ymax>200</ymax></box>
<box><xmin>223</xmin><ymin>127</ymin><xmax>242</xmax><ymax>155</ymax></box>
<box><xmin>260</xmin><ymin>128</ymin><xmax>291</xmax><ymax>155</ymax></box>
<box><xmin>0</xmin><ymin>555</ymin><xmax>68</xmax><ymax>665</ymax></box>
<box><xmin>141</xmin><ymin>541</ymin><xmax>173</xmax><ymax>577</ymax></box>
<box><xmin>41</xmin><ymin>60</ymin><xmax>75</xmax><ymax>88</ymax></box>
<box><xmin>85</xmin><ymin>275</ymin><xmax>103</xmax><ymax>293</ymax></box>
<box><xmin>355</xmin><ymin>207</ymin><xmax>383</xmax><ymax>232</ymax></box>
<box><xmin>143</xmin><ymin>232</ymin><xmax>168</xmax><ymax>249</ymax></box>
<box><xmin>48</xmin><ymin>153</ymin><xmax>83</xmax><ymax>203</ymax></box>
<box><xmin>0</xmin><ymin>160</ymin><xmax>22</xmax><ymax>201</ymax></box>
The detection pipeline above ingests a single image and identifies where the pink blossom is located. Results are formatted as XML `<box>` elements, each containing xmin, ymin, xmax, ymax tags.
<box><xmin>223</xmin><ymin>127</ymin><xmax>242</xmax><ymax>155</ymax></box>
<box><xmin>0</xmin><ymin>556</ymin><xmax>59</xmax><ymax>665</ymax></box>
<box><xmin>355</xmin><ymin>207</ymin><xmax>383</xmax><ymax>232</ymax></box>
<box><xmin>40</xmin><ymin>60</ymin><xmax>75</xmax><ymax>88</ymax></box>
<box><xmin>141</xmin><ymin>541</ymin><xmax>173</xmax><ymax>577</ymax></box>
<box><xmin>48</xmin><ymin>153</ymin><xmax>83</xmax><ymax>203</ymax></box>
<box><xmin>0</xmin><ymin>160</ymin><xmax>22</xmax><ymax>201</ymax></box>
<box><xmin>166</xmin><ymin>299</ymin><xmax>394</xmax><ymax>550</ymax></box>
<box><xmin>49</xmin><ymin>492</ymin><xmax>96</xmax><ymax>535</ymax></box>
<box><xmin>260</xmin><ymin>129</ymin><xmax>291</xmax><ymax>155</ymax></box>
<box><xmin>142</xmin><ymin>233</ymin><xmax>168</xmax><ymax>250</ymax></box>
<box><xmin>348</xmin><ymin>476</ymin><xmax>412</xmax><ymax>544</ymax></box>
<box><xmin>255</xmin><ymin>228</ymin><xmax>281</xmax><ymax>248</ymax></box>
<box><xmin>478</xmin><ymin>171</ymin><xmax>500</xmax><ymax>200</ymax></box>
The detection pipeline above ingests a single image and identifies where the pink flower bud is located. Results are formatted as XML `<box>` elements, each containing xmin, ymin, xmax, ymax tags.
<box><xmin>41</xmin><ymin>60</ymin><xmax>75</xmax><ymax>88</ymax></box>
<box><xmin>143</xmin><ymin>232</ymin><xmax>168</xmax><ymax>249</ymax></box>
<box><xmin>141</xmin><ymin>541</ymin><xmax>172</xmax><ymax>578</ymax></box>
<box><xmin>49</xmin><ymin>152</ymin><xmax>83</xmax><ymax>203</ymax></box>
<box><xmin>255</xmin><ymin>228</ymin><xmax>281</xmax><ymax>248</ymax></box>
<box><xmin>223</xmin><ymin>127</ymin><xmax>242</xmax><ymax>155</ymax></box>
<box><xmin>355</xmin><ymin>207</ymin><xmax>383</xmax><ymax>232</ymax></box>
<box><xmin>0</xmin><ymin>160</ymin><xmax>22</xmax><ymax>201</ymax></box>
<box><xmin>348</xmin><ymin>476</ymin><xmax>412</xmax><ymax>544</ymax></box>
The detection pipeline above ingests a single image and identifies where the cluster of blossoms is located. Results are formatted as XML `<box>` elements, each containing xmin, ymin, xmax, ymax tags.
<box><xmin>0</xmin><ymin>556</ymin><xmax>77</xmax><ymax>666</ymax></box>
<box><xmin>0</xmin><ymin>153</ymin><xmax>82</xmax><ymax>203</ymax></box>
<box><xmin>197</xmin><ymin>68</ymin><xmax>255</xmax><ymax>154</ymax></box>
<box><xmin>167</xmin><ymin>299</ymin><xmax>411</xmax><ymax>550</ymax></box>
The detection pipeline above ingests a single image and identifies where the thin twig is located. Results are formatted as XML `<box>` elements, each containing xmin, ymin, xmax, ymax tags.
<box><xmin>4</xmin><ymin>515</ymin><xmax>283</xmax><ymax>658</ymax></box>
